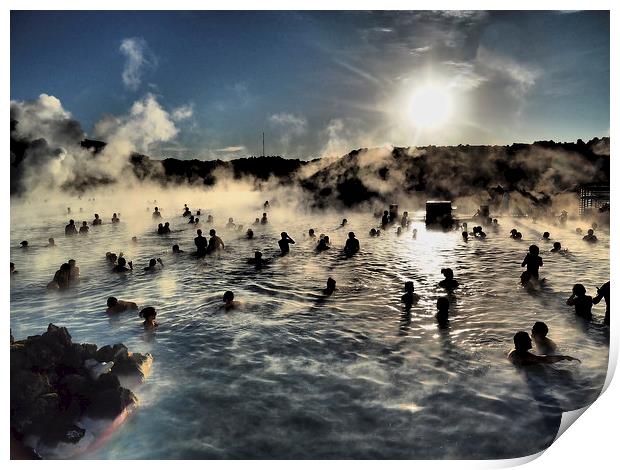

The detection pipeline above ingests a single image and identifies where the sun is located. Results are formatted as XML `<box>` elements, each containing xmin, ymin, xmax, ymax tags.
<box><xmin>409</xmin><ymin>84</ymin><xmax>453</xmax><ymax>129</ymax></box>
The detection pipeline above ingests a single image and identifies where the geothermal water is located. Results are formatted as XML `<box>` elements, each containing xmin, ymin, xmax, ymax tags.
<box><xmin>10</xmin><ymin>192</ymin><xmax>609</xmax><ymax>459</ymax></box>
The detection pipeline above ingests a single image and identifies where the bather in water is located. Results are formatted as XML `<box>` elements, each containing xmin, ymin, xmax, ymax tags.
<box><xmin>507</xmin><ymin>331</ymin><xmax>579</xmax><ymax>366</ymax></box>
<box><xmin>566</xmin><ymin>284</ymin><xmax>593</xmax><ymax>320</ymax></box>
<box><xmin>438</xmin><ymin>268</ymin><xmax>459</xmax><ymax>290</ymax></box>
<box><xmin>106</xmin><ymin>296</ymin><xmax>138</xmax><ymax>314</ymax></box>
<box><xmin>401</xmin><ymin>281</ymin><xmax>420</xmax><ymax>307</ymax></box>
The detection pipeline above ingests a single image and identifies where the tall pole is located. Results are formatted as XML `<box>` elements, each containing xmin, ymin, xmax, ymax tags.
<box><xmin>262</xmin><ymin>132</ymin><xmax>265</xmax><ymax>157</ymax></box>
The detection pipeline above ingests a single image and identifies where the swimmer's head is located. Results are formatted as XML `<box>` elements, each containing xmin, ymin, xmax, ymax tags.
<box><xmin>531</xmin><ymin>321</ymin><xmax>549</xmax><ymax>339</ymax></box>
<box><xmin>383</xmin><ymin>210</ymin><xmax>388</xmax><ymax>215</ymax></box>
<box><xmin>255</xmin><ymin>250</ymin><xmax>262</xmax><ymax>259</ymax></box>
<box><xmin>228</xmin><ymin>217</ymin><xmax>233</xmax><ymax>223</ymax></box>
<box><xmin>197</xmin><ymin>229</ymin><xmax>202</xmax><ymax>236</ymax></box>
<box><xmin>553</xmin><ymin>242</ymin><xmax>561</xmax><ymax>250</ymax></box>
<box><xmin>592</xmin><ymin>223</ymin><xmax>598</xmax><ymax>230</ymax></box>
<box><xmin>20</xmin><ymin>240</ymin><xmax>28</xmax><ymax>247</ymax></box>
<box><xmin>172</xmin><ymin>244</ymin><xmax>180</xmax><ymax>253</ymax></box>
<box><xmin>281</xmin><ymin>232</ymin><xmax>288</xmax><ymax>239</ymax></box>
<box><xmin>513</xmin><ymin>331</ymin><xmax>532</xmax><ymax>352</ymax></box>
<box><xmin>404</xmin><ymin>281</ymin><xmax>414</xmax><ymax>292</ymax></box>
<box><xmin>263</xmin><ymin>213</ymin><xmax>267</xmax><ymax>217</ymax></box>
<box><xmin>68</xmin><ymin>259</ymin><xmax>76</xmax><ymax>267</ymax></box>
<box><xmin>529</xmin><ymin>245</ymin><xmax>539</xmax><ymax>255</ymax></box>
<box><xmin>164</xmin><ymin>222</ymin><xmax>169</xmax><ymax>227</ymax></box>
<box><xmin>462</xmin><ymin>231</ymin><xmax>468</xmax><ymax>239</ymax></box>
<box><xmin>542</xmin><ymin>232</ymin><xmax>550</xmax><ymax>239</ymax></box>
<box><xmin>118</xmin><ymin>257</ymin><xmax>126</xmax><ymax>267</ymax></box>
<box><xmin>437</xmin><ymin>296</ymin><xmax>449</xmax><ymax>312</ymax></box>
<box><xmin>154</xmin><ymin>207</ymin><xmax>159</xmax><ymax>211</ymax></box>
<box><xmin>95</xmin><ymin>214</ymin><xmax>99</xmax><ymax>218</ymax></box>
<box><xmin>149</xmin><ymin>259</ymin><xmax>156</xmax><ymax>267</ymax></box>
<box><xmin>326</xmin><ymin>277</ymin><xmax>336</xmax><ymax>289</ymax></box>
<box><xmin>61</xmin><ymin>263</ymin><xmax>70</xmax><ymax>272</ymax></box>
<box><xmin>516</xmin><ymin>232</ymin><xmax>522</xmax><ymax>239</ymax></box>
<box><xmin>255</xmin><ymin>218</ymin><xmax>260</xmax><ymax>223</ymax></box>
<box><xmin>107</xmin><ymin>296</ymin><xmax>118</xmax><ymax>307</ymax></box>
<box><xmin>210</xmin><ymin>229</ymin><xmax>216</xmax><ymax>236</ymax></box>
<box><xmin>510</xmin><ymin>228</ymin><xmax>517</xmax><ymax>234</ymax></box>
<box><xmin>309</xmin><ymin>229</ymin><xmax>315</xmax><ymax>236</ymax></box>
<box><xmin>10</xmin><ymin>262</ymin><xmax>15</xmax><ymax>272</ymax></box>
<box><xmin>370</xmin><ymin>228</ymin><xmax>376</xmax><ymax>235</ymax></box>
<box><xmin>342</xmin><ymin>219</ymin><xmax>347</xmax><ymax>225</ymax></box>
<box><xmin>69</xmin><ymin>219</ymin><xmax>75</xmax><ymax>225</ymax></box>
<box><xmin>348</xmin><ymin>232</ymin><xmax>355</xmax><ymax>239</ymax></box>
<box><xmin>587</xmin><ymin>229</ymin><xmax>594</xmax><ymax>235</ymax></box>
<box><xmin>572</xmin><ymin>283</ymin><xmax>586</xmax><ymax>296</ymax></box>
<box><xmin>223</xmin><ymin>291</ymin><xmax>234</xmax><ymax>303</ymax></box>
<box><xmin>139</xmin><ymin>307</ymin><xmax>157</xmax><ymax>320</ymax></box>
<box><xmin>397</xmin><ymin>227</ymin><xmax>402</xmax><ymax>234</ymax></box>
<box><xmin>323</xmin><ymin>236</ymin><xmax>330</xmax><ymax>244</ymax></box>
<box><xmin>48</xmin><ymin>237</ymin><xmax>55</xmax><ymax>244</ymax></box>
<box><xmin>132</xmin><ymin>236</ymin><xmax>137</xmax><ymax>242</ymax></box>
<box><xmin>441</xmin><ymin>268</ymin><xmax>454</xmax><ymax>279</ymax></box>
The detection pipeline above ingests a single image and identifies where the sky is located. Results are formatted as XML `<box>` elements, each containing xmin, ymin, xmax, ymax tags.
<box><xmin>10</xmin><ymin>10</ymin><xmax>610</xmax><ymax>160</ymax></box>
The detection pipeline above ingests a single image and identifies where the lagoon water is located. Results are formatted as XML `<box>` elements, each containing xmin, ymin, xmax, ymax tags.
<box><xmin>10</xmin><ymin>195</ymin><xmax>610</xmax><ymax>459</ymax></box>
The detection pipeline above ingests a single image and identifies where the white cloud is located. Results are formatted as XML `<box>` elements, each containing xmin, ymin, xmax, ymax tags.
<box><xmin>215</xmin><ymin>146</ymin><xmax>245</xmax><ymax>153</ymax></box>
<box><xmin>476</xmin><ymin>47</ymin><xmax>540</xmax><ymax>97</ymax></box>
<box><xmin>94</xmin><ymin>93</ymin><xmax>178</xmax><ymax>157</ymax></box>
<box><xmin>269</xmin><ymin>113</ymin><xmax>307</xmax><ymax>148</ymax></box>
<box><xmin>171</xmin><ymin>103</ymin><xmax>194</xmax><ymax>121</ymax></box>
<box><xmin>120</xmin><ymin>37</ymin><xmax>156</xmax><ymax>90</ymax></box>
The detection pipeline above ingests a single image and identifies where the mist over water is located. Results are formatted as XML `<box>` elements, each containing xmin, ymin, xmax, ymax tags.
<box><xmin>10</xmin><ymin>189</ymin><xmax>609</xmax><ymax>459</ymax></box>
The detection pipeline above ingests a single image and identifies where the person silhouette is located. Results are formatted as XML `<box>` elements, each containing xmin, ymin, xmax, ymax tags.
<box><xmin>401</xmin><ymin>281</ymin><xmax>420</xmax><ymax>307</ymax></box>
<box><xmin>436</xmin><ymin>296</ymin><xmax>450</xmax><ymax>327</ymax></box>
<box><xmin>508</xmin><ymin>331</ymin><xmax>579</xmax><ymax>366</ymax></box>
<box><xmin>381</xmin><ymin>210</ymin><xmax>389</xmax><ymax>227</ymax></box>
<box><xmin>531</xmin><ymin>322</ymin><xmax>557</xmax><ymax>355</ymax></box>
<box><xmin>92</xmin><ymin>213</ymin><xmax>102</xmax><ymax>225</ymax></box>
<box><xmin>194</xmin><ymin>229</ymin><xmax>208</xmax><ymax>257</ymax></box>
<box><xmin>566</xmin><ymin>283</ymin><xmax>593</xmax><ymax>320</ymax></box>
<box><xmin>79</xmin><ymin>221</ymin><xmax>89</xmax><ymax>235</ymax></box>
<box><xmin>65</xmin><ymin>219</ymin><xmax>78</xmax><ymax>236</ymax></box>
<box><xmin>140</xmin><ymin>307</ymin><xmax>158</xmax><ymax>329</ymax></box>
<box><xmin>521</xmin><ymin>245</ymin><xmax>543</xmax><ymax>283</ymax></box>
<box><xmin>439</xmin><ymin>268</ymin><xmax>459</xmax><ymax>289</ymax></box>
<box><xmin>152</xmin><ymin>207</ymin><xmax>162</xmax><ymax>219</ymax></box>
<box><xmin>582</xmin><ymin>229</ymin><xmax>598</xmax><ymax>243</ymax></box>
<box><xmin>278</xmin><ymin>232</ymin><xmax>295</xmax><ymax>254</ymax></box>
<box><xmin>324</xmin><ymin>277</ymin><xmax>337</xmax><ymax>296</ymax></box>
<box><xmin>206</xmin><ymin>229</ymin><xmax>225</xmax><ymax>254</ymax></box>
<box><xmin>593</xmin><ymin>281</ymin><xmax>610</xmax><ymax>326</ymax></box>
<box><xmin>316</xmin><ymin>236</ymin><xmax>330</xmax><ymax>251</ymax></box>
<box><xmin>344</xmin><ymin>232</ymin><xmax>360</xmax><ymax>256</ymax></box>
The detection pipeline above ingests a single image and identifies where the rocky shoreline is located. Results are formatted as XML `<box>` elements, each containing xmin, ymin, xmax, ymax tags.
<box><xmin>10</xmin><ymin>324</ymin><xmax>153</xmax><ymax>459</ymax></box>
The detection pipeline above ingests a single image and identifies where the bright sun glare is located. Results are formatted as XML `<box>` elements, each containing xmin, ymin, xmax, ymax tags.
<box><xmin>409</xmin><ymin>84</ymin><xmax>453</xmax><ymax>129</ymax></box>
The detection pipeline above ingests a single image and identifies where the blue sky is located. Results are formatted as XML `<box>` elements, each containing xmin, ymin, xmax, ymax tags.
<box><xmin>11</xmin><ymin>10</ymin><xmax>610</xmax><ymax>160</ymax></box>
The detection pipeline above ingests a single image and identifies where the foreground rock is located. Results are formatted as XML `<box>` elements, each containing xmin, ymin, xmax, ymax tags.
<box><xmin>10</xmin><ymin>324</ymin><xmax>153</xmax><ymax>457</ymax></box>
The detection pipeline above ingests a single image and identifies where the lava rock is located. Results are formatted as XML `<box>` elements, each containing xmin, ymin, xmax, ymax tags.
<box><xmin>10</xmin><ymin>324</ymin><xmax>151</xmax><ymax>455</ymax></box>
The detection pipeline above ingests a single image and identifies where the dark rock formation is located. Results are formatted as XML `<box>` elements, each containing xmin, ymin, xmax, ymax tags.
<box><xmin>9</xmin><ymin>115</ymin><xmax>610</xmax><ymax>210</ymax></box>
<box><xmin>10</xmin><ymin>324</ymin><xmax>152</xmax><ymax>456</ymax></box>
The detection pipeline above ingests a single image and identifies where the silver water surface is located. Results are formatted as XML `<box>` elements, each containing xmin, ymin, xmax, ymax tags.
<box><xmin>10</xmin><ymin>201</ymin><xmax>609</xmax><ymax>459</ymax></box>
